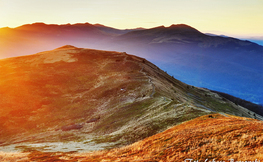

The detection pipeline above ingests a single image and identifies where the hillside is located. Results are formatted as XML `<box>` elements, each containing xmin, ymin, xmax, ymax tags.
<box><xmin>0</xmin><ymin>46</ymin><xmax>261</xmax><ymax>154</ymax></box>
<box><xmin>62</xmin><ymin>114</ymin><xmax>263</xmax><ymax>161</ymax></box>
<box><xmin>1</xmin><ymin>114</ymin><xmax>263</xmax><ymax>161</ymax></box>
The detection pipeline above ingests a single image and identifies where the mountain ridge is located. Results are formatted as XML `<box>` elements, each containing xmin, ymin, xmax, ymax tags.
<box><xmin>2</xmin><ymin>22</ymin><xmax>261</xmax><ymax>47</ymax></box>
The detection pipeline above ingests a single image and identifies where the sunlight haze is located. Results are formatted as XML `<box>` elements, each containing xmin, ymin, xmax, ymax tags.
<box><xmin>0</xmin><ymin>0</ymin><xmax>263</xmax><ymax>37</ymax></box>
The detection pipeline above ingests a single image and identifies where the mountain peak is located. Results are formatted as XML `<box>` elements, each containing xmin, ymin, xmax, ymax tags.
<box><xmin>55</xmin><ymin>45</ymin><xmax>77</xmax><ymax>50</ymax></box>
<box><xmin>72</xmin><ymin>22</ymin><xmax>94</xmax><ymax>27</ymax></box>
<box><xmin>20</xmin><ymin>22</ymin><xmax>49</xmax><ymax>27</ymax></box>
<box><xmin>16</xmin><ymin>22</ymin><xmax>56</xmax><ymax>30</ymax></box>
<box><xmin>94</xmin><ymin>23</ymin><xmax>106</xmax><ymax>27</ymax></box>
<box><xmin>167</xmin><ymin>24</ymin><xmax>201</xmax><ymax>33</ymax></box>
<box><xmin>16</xmin><ymin>22</ymin><xmax>96</xmax><ymax>30</ymax></box>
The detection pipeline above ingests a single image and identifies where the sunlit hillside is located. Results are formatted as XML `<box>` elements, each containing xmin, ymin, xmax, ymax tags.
<box><xmin>1</xmin><ymin>114</ymin><xmax>262</xmax><ymax>161</ymax></box>
<box><xmin>0</xmin><ymin>46</ymin><xmax>262</xmax><ymax>161</ymax></box>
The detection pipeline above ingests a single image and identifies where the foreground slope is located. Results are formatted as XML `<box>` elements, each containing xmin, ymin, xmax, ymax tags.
<box><xmin>0</xmin><ymin>46</ymin><xmax>260</xmax><ymax>152</ymax></box>
<box><xmin>73</xmin><ymin>114</ymin><xmax>263</xmax><ymax>161</ymax></box>
<box><xmin>2</xmin><ymin>114</ymin><xmax>263</xmax><ymax>161</ymax></box>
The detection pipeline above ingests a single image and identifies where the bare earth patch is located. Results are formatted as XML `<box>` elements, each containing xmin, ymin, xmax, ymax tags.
<box><xmin>26</xmin><ymin>46</ymin><xmax>79</xmax><ymax>65</ymax></box>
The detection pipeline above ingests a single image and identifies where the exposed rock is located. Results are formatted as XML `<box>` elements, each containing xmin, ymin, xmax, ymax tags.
<box><xmin>86</xmin><ymin>117</ymin><xmax>100</xmax><ymax>123</ymax></box>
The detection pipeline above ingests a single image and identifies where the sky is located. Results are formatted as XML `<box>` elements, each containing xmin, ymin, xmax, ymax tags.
<box><xmin>0</xmin><ymin>0</ymin><xmax>263</xmax><ymax>37</ymax></box>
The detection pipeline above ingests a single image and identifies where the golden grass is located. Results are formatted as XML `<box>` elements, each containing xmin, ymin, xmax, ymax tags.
<box><xmin>15</xmin><ymin>114</ymin><xmax>263</xmax><ymax>161</ymax></box>
<box><xmin>0</xmin><ymin>152</ymin><xmax>29</xmax><ymax>162</ymax></box>
<box><xmin>79</xmin><ymin>114</ymin><xmax>263</xmax><ymax>161</ymax></box>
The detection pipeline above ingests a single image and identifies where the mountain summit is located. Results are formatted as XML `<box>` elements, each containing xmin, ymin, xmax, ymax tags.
<box><xmin>168</xmin><ymin>24</ymin><xmax>201</xmax><ymax>33</ymax></box>
<box><xmin>117</xmin><ymin>23</ymin><xmax>203</xmax><ymax>43</ymax></box>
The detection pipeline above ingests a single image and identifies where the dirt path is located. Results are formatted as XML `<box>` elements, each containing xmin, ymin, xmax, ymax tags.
<box><xmin>122</xmin><ymin>52</ymin><xmax>128</xmax><ymax>65</ymax></box>
<box><xmin>139</xmin><ymin>66</ymin><xmax>155</xmax><ymax>98</ymax></box>
<box><xmin>121</xmin><ymin>52</ymin><xmax>156</xmax><ymax>98</ymax></box>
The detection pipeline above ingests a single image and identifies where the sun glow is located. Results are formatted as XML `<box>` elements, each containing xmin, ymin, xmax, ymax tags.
<box><xmin>0</xmin><ymin>0</ymin><xmax>262</xmax><ymax>37</ymax></box>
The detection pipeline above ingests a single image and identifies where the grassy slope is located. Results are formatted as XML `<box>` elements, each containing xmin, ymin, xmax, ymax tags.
<box><xmin>0</xmin><ymin>46</ymin><xmax>258</xmax><ymax>151</ymax></box>
<box><xmin>78</xmin><ymin>114</ymin><xmax>263</xmax><ymax>161</ymax></box>
<box><xmin>4</xmin><ymin>114</ymin><xmax>262</xmax><ymax>161</ymax></box>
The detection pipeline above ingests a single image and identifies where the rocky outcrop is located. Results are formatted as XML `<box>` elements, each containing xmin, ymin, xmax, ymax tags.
<box><xmin>86</xmin><ymin>117</ymin><xmax>100</xmax><ymax>123</ymax></box>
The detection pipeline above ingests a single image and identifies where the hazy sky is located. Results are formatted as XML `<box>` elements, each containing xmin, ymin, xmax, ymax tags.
<box><xmin>0</xmin><ymin>0</ymin><xmax>262</xmax><ymax>37</ymax></box>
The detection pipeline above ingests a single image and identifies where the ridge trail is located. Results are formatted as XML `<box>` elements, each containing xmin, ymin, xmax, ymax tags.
<box><xmin>121</xmin><ymin>52</ymin><xmax>155</xmax><ymax>98</ymax></box>
<box><xmin>139</xmin><ymin>66</ymin><xmax>155</xmax><ymax>98</ymax></box>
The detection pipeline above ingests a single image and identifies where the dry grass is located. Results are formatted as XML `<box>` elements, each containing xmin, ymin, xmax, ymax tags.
<box><xmin>76</xmin><ymin>114</ymin><xmax>263</xmax><ymax>161</ymax></box>
<box><xmin>12</xmin><ymin>114</ymin><xmax>263</xmax><ymax>161</ymax></box>
<box><xmin>0</xmin><ymin>152</ymin><xmax>29</xmax><ymax>162</ymax></box>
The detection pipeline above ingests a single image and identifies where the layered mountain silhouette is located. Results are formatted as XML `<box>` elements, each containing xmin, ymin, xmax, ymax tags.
<box><xmin>0</xmin><ymin>46</ymin><xmax>262</xmax><ymax>160</ymax></box>
<box><xmin>0</xmin><ymin>23</ymin><xmax>263</xmax><ymax>105</ymax></box>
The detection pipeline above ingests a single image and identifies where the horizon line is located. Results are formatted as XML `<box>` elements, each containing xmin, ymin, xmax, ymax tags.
<box><xmin>1</xmin><ymin>21</ymin><xmax>263</xmax><ymax>39</ymax></box>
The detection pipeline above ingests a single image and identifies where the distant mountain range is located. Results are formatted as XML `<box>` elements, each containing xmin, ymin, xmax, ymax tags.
<box><xmin>244</xmin><ymin>36</ymin><xmax>263</xmax><ymax>46</ymax></box>
<box><xmin>0</xmin><ymin>22</ymin><xmax>262</xmax><ymax>104</ymax></box>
